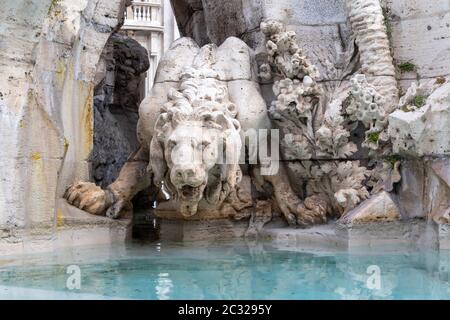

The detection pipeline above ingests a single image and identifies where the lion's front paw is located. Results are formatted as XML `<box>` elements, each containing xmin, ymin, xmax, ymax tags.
<box><xmin>64</xmin><ymin>182</ymin><xmax>112</xmax><ymax>215</ymax></box>
<box><xmin>296</xmin><ymin>195</ymin><xmax>328</xmax><ymax>227</ymax></box>
<box><xmin>276</xmin><ymin>193</ymin><xmax>302</xmax><ymax>226</ymax></box>
<box><xmin>277</xmin><ymin>193</ymin><xmax>328</xmax><ymax>227</ymax></box>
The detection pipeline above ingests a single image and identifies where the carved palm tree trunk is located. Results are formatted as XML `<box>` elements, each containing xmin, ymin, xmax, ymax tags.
<box><xmin>346</xmin><ymin>0</ymin><xmax>399</xmax><ymax>112</ymax></box>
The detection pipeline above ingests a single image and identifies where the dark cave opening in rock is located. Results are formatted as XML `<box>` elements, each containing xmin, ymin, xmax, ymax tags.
<box><xmin>91</xmin><ymin>31</ymin><xmax>159</xmax><ymax>241</ymax></box>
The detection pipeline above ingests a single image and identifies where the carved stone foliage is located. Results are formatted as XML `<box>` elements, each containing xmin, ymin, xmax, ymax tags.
<box><xmin>259</xmin><ymin>19</ymin><xmax>402</xmax><ymax>218</ymax></box>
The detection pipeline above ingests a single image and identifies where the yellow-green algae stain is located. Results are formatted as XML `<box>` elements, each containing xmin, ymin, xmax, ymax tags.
<box><xmin>64</xmin><ymin>137</ymin><xmax>69</xmax><ymax>152</ymax></box>
<box><xmin>30</xmin><ymin>152</ymin><xmax>42</xmax><ymax>161</ymax></box>
<box><xmin>56</xmin><ymin>208</ymin><xmax>64</xmax><ymax>227</ymax></box>
<box><xmin>55</xmin><ymin>59</ymin><xmax>66</xmax><ymax>87</ymax></box>
<box><xmin>81</xmin><ymin>83</ymin><xmax>95</xmax><ymax>154</ymax></box>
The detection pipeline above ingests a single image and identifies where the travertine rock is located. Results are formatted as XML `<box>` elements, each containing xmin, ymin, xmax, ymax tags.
<box><xmin>0</xmin><ymin>0</ymin><xmax>127</xmax><ymax>233</ymax></box>
<box><xmin>338</xmin><ymin>191</ymin><xmax>401</xmax><ymax>226</ymax></box>
<box><xmin>396</xmin><ymin>159</ymin><xmax>450</xmax><ymax>222</ymax></box>
<box><xmin>396</xmin><ymin>160</ymin><xmax>426</xmax><ymax>219</ymax></box>
<box><xmin>388</xmin><ymin>0</ymin><xmax>450</xmax><ymax>79</ymax></box>
<box><xmin>389</xmin><ymin>82</ymin><xmax>450</xmax><ymax>156</ymax></box>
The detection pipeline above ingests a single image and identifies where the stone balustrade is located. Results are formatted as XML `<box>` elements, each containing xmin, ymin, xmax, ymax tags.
<box><xmin>123</xmin><ymin>0</ymin><xmax>163</xmax><ymax>31</ymax></box>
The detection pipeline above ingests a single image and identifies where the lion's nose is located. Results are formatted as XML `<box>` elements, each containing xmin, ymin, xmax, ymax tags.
<box><xmin>174</xmin><ymin>166</ymin><xmax>196</xmax><ymax>181</ymax></box>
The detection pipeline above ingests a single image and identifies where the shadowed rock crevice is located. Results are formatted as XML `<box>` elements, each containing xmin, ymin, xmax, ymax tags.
<box><xmin>91</xmin><ymin>33</ymin><xmax>149</xmax><ymax>189</ymax></box>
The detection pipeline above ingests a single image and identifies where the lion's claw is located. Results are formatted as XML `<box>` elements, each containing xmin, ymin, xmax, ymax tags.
<box><xmin>64</xmin><ymin>182</ymin><xmax>111</xmax><ymax>216</ymax></box>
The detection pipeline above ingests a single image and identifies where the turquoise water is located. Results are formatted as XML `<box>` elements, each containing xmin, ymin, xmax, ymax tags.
<box><xmin>0</xmin><ymin>241</ymin><xmax>449</xmax><ymax>300</ymax></box>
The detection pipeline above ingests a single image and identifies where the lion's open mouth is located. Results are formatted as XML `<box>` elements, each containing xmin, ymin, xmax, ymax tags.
<box><xmin>177</xmin><ymin>182</ymin><xmax>206</xmax><ymax>201</ymax></box>
<box><xmin>180</xmin><ymin>185</ymin><xmax>200</xmax><ymax>198</ymax></box>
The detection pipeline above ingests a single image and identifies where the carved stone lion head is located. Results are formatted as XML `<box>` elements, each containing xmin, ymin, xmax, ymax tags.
<box><xmin>149</xmin><ymin>68</ymin><xmax>242</xmax><ymax>217</ymax></box>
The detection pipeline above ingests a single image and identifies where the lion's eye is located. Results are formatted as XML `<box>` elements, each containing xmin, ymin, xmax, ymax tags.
<box><xmin>201</xmin><ymin>141</ymin><xmax>210</xmax><ymax>149</ymax></box>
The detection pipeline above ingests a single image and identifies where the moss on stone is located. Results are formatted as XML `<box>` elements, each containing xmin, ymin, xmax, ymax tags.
<box><xmin>398</xmin><ymin>62</ymin><xmax>416</xmax><ymax>73</ymax></box>
<box><xmin>414</xmin><ymin>95</ymin><xmax>426</xmax><ymax>108</ymax></box>
<box><xmin>367</xmin><ymin>132</ymin><xmax>380</xmax><ymax>143</ymax></box>
<box><xmin>385</xmin><ymin>155</ymin><xmax>402</xmax><ymax>166</ymax></box>
<box><xmin>382</xmin><ymin>6</ymin><xmax>392</xmax><ymax>42</ymax></box>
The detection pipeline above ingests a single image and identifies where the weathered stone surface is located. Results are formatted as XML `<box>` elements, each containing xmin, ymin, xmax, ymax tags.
<box><xmin>389</xmin><ymin>83</ymin><xmax>450</xmax><ymax>156</ymax></box>
<box><xmin>438</xmin><ymin>224</ymin><xmax>450</xmax><ymax>250</ymax></box>
<box><xmin>338</xmin><ymin>191</ymin><xmax>401</xmax><ymax>226</ymax></box>
<box><xmin>183</xmin><ymin>10</ymin><xmax>211</xmax><ymax>46</ymax></box>
<box><xmin>0</xmin><ymin>199</ymin><xmax>131</xmax><ymax>256</ymax></box>
<box><xmin>0</xmin><ymin>0</ymin><xmax>56</xmax><ymax>229</ymax></box>
<box><xmin>0</xmin><ymin>0</ymin><xmax>127</xmax><ymax>236</ymax></box>
<box><xmin>429</xmin><ymin>158</ymin><xmax>450</xmax><ymax>188</ymax></box>
<box><xmin>390</xmin><ymin>12</ymin><xmax>450</xmax><ymax>78</ymax></box>
<box><xmin>154</xmin><ymin>37</ymin><xmax>199</xmax><ymax>82</ymax></box>
<box><xmin>202</xmin><ymin>0</ymin><xmax>264</xmax><ymax>45</ymax></box>
<box><xmin>261</xmin><ymin>218</ymin><xmax>431</xmax><ymax>252</ymax></box>
<box><xmin>424</xmin><ymin>163</ymin><xmax>450</xmax><ymax>222</ymax></box>
<box><xmin>155</xmin><ymin>36</ymin><xmax>257</xmax><ymax>82</ymax></box>
<box><xmin>286</xmin><ymin>23</ymin><xmax>353</xmax><ymax>82</ymax></box>
<box><xmin>433</xmin><ymin>207</ymin><xmax>450</xmax><ymax>225</ymax></box>
<box><xmin>159</xmin><ymin>219</ymin><xmax>248</xmax><ymax>242</ymax></box>
<box><xmin>394</xmin><ymin>159</ymin><xmax>450</xmax><ymax>222</ymax></box>
<box><xmin>396</xmin><ymin>160</ymin><xmax>426</xmax><ymax>219</ymax></box>
<box><xmin>171</xmin><ymin>0</ymin><xmax>208</xmax><ymax>44</ymax></box>
<box><xmin>387</xmin><ymin>0</ymin><xmax>450</xmax><ymax>19</ymax></box>
<box><xmin>264</xmin><ymin>0</ymin><xmax>347</xmax><ymax>25</ymax></box>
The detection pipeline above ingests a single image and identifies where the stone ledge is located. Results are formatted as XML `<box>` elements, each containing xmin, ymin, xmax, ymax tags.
<box><xmin>261</xmin><ymin>219</ymin><xmax>446</xmax><ymax>253</ymax></box>
<box><xmin>0</xmin><ymin>199</ymin><xmax>132</xmax><ymax>256</ymax></box>
<box><xmin>158</xmin><ymin>216</ymin><xmax>449</xmax><ymax>253</ymax></box>
<box><xmin>439</xmin><ymin>224</ymin><xmax>450</xmax><ymax>250</ymax></box>
<box><xmin>56</xmin><ymin>199</ymin><xmax>131</xmax><ymax>229</ymax></box>
<box><xmin>159</xmin><ymin>219</ymin><xmax>249</xmax><ymax>242</ymax></box>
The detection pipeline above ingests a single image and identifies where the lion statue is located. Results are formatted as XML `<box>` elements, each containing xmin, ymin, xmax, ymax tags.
<box><xmin>64</xmin><ymin>37</ymin><xmax>326</xmax><ymax>226</ymax></box>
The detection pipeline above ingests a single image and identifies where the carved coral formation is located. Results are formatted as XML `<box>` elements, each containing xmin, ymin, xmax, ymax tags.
<box><xmin>315</xmin><ymin>100</ymin><xmax>357</xmax><ymax>158</ymax></box>
<box><xmin>269</xmin><ymin>77</ymin><xmax>321</xmax><ymax>146</ymax></box>
<box><xmin>346</xmin><ymin>74</ymin><xmax>388</xmax><ymax>152</ymax></box>
<box><xmin>260</xmin><ymin>20</ymin><xmax>320</xmax><ymax>80</ymax></box>
<box><xmin>288</xmin><ymin>161</ymin><xmax>370</xmax><ymax>217</ymax></box>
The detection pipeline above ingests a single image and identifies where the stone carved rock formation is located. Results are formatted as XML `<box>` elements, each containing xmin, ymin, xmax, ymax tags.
<box><xmin>65</xmin><ymin>2</ymin><xmax>410</xmax><ymax>228</ymax></box>
<box><xmin>65</xmin><ymin>37</ymin><xmax>324</xmax><ymax>227</ymax></box>
<box><xmin>62</xmin><ymin>0</ymin><xmax>448</xmax><ymax>233</ymax></box>
<box><xmin>2</xmin><ymin>0</ymin><xmax>450</xmax><ymax>252</ymax></box>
